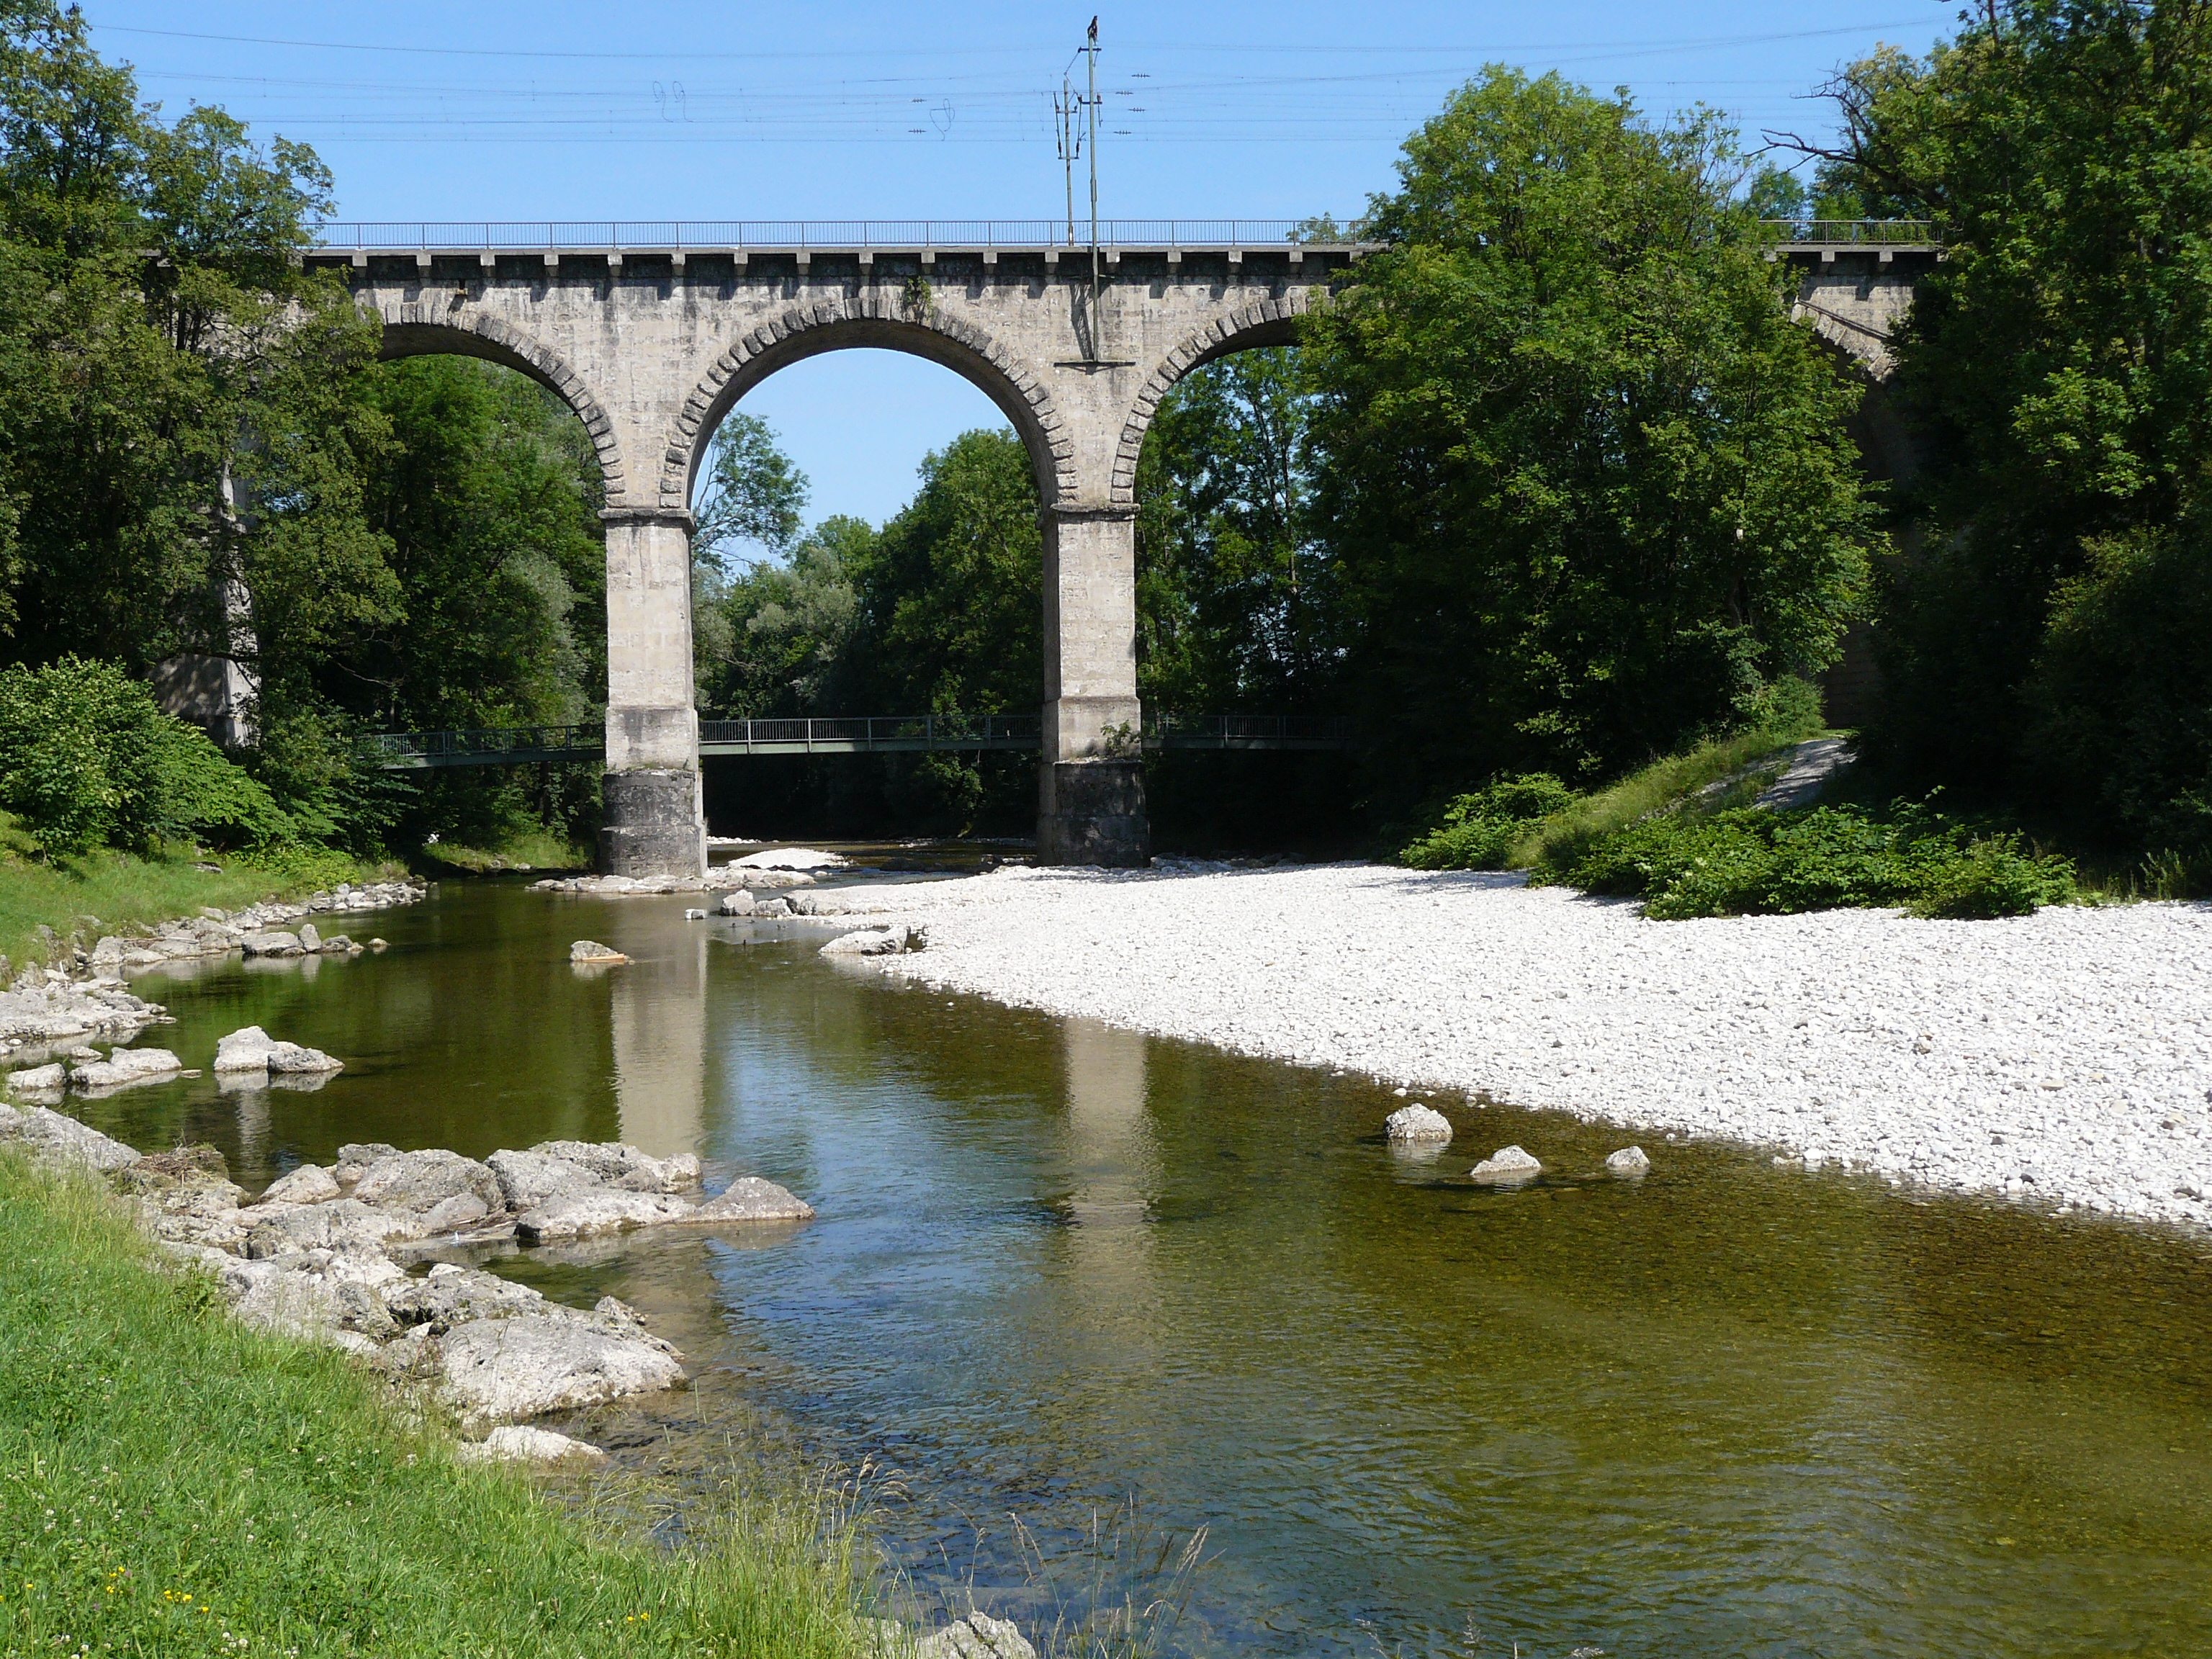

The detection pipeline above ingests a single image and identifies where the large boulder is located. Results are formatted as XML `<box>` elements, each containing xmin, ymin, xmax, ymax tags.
<box><xmin>5</xmin><ymin>1063</ymin><xmax>63</xmax><ymax>1092</ymax></box>
<box><xmin>382</xmin><ymin>1262</ymin><xmax>552</xmax><ymax>1334</ymax></box>
<box><xmin>529</xmin><ymin>1140</ymin><xmax>700</xmax><ymax>1193</ymax></box>
<box><xmin>1470</xmin><ymin>1145</ymin><xmax>1543</xmax><ymax>1184</ymax></box>
<box><xmin>514</xmin><ymin>1190</ymin><xmax>696</xmax><ymax>1244</ymax></box>
<box><xmin>214</xmin><ymin>1026</ymin><xmax>279</xmax><ymax>1071</ymax></box>
<box><xmin>256</xmin><ymin>1163</ymin><xmax>341</xmax><ymax>1206</ymax></box>
<box><xmin>240</xmin><ymin>930</ymin><xmax>305</xmax><ymax>958</ymax></box>
<box><xmin>871</xmin><ymin>1615</ymin><xmax>1038</xmax><ymax>1659</ymax></box>
<box><xmin>433</xmin><ymin>1312</ymin><xmax>686</xmax><ymax>1423</ymax></box>
<box><xmin>1384</xmin><ymin>1104</ymin><xmax>1453</xmax><ymax>1143</ymax></box>
<box><xmin>15</xmin><ymin>1106</ymin><xmax>140</xmax><ymax>1172</ymax></box>
<box><xmin>69</xmin><ymin>1047</ymin><xmax>183</xmax><ymax>1090</ymax></box>
<box><xmin>487</xmin><ymin>1147</ymin><xmax>604</xmax><ymax>1213</ymax></box>
<box><xmin>267</xmin><ymin>1042</ymin><xmax>343</xmax><ymax>1076</ymax></box>
<box><xmin>331</xmin><ymin>1143</ymin><xmax>402</xmax><ymax>1190</ymax></box>
<box><xmin>715</xmin><ymin>890</ymin><xmax>754</xmax><ymax>916</ymax></box>
<box><xmin>569</xmin><ymin>940</ymin><xmax>627</xmax><ymax>964</ymax></box>
<box><xmin>688</xmin><ymin>1176</ymin><xmax>815</xmax><ymax>1223</ymax></box>
<box><xmin>1606</xmin><ymin>1146</ymin><xmax>1652</xmax><ymax>1174</ymax></box>
<box><xmin>350</xmin><ymin>1148</ymin><xmax>502</xmax><ymax>1233</ymax></box>
<box><xmin>243</xmin><ymin>1198</ymin><xmax>416</xmax><ymax>1259</ymax></box>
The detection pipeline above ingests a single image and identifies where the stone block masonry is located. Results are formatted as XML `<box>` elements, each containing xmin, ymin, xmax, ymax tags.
<box><xmin>328</xmin><ymin>242</ymin><xmax>1363</xmax><ymax>877</ymax></box>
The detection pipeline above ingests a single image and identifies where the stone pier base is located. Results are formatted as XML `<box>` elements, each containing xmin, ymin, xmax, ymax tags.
<box><xmin>1038</xmin><ymin>760</ymin><xmax>1149</xmax><ymax>868</ymax></box>
<box><xmin>599</xmin><ymin>769</ymin><xmax>705</xmax><ymax>879</ymax></box>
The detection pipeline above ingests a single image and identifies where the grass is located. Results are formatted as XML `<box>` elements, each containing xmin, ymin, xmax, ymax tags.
<box><xmin>1499</xmin><ymin>714</ymin><xmax>1829</xmax><ymax>873</ymax></box>
<box><xmin>0</xmin><ymin>1154</ymin><xmax>874</xmax><ymax>1659</ymax></box>
<box><xmin>0</xmin><ymin>811</ymin><xmax>400</xmax><ymax>974</ymax></box>
<box><xmin>421</xmin><ymin>826</ymin><xmax>591</xmax><ymax>876</ymax></box>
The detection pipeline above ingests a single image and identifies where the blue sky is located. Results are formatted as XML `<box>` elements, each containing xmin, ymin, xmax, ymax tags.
<box><xmin>90</xmin><ymin>1</ymin><xmax>1955</xmax><ymax>533</ymax></box>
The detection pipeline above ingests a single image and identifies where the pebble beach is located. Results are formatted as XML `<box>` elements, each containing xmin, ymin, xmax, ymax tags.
<box><xmin>840</xmin><ymin>861</ymin><xmax>2212</xmax><ymax>1231</ymax></box>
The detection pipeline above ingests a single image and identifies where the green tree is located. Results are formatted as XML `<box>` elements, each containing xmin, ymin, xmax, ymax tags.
<box><xmin>1134</xmin><ymin>349</ymin><xmax>1329</xmax><ymax>712</ymax></box>
<box><xmin>1796</xmin><ymin>1</ymin><xmax>2212</xmax><ymax>864</ymax></box>
<box><xmin>700</xmin><ymin>514</ymin><xmax>866</xmax><ymax>719</ymax></box>
<box><xmin>1302</xmin><ymin>68</ymin><xmax>1879</xmax><ymax>796</ymax></box>
<box><xmin>693</xmin><ymin>410</ymin><xmax>809</xmax><ymax>571</ymax></box>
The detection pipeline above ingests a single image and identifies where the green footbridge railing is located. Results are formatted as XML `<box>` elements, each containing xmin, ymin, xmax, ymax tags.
<box><xmin>364</xmin><ymin>714</ymin><xmax>1352</xmax><ymax>768</ymax></box>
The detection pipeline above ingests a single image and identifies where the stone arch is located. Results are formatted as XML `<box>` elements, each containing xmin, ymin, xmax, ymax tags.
<box><xmin>372</xmin><ymin>302</ymin><xmax>630</xmax><ymax>503</ymax></box>
<box><xmin>1108</xmin><ymin>294</ymin><xmax>1310</xmax><ymax>506</ymax></box>
<box><xmin>657</xmin><ymin>289</ymin><xmax>1076</xmax><ymax>514</ymax></box>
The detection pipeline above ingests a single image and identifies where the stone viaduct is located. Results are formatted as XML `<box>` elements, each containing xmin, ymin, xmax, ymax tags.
<box><xmin>310</xmin><ymin>221</ymin><xmax>1364</xmax><ymax>877</ymax></box>
<box><xmin>304</xmin><ymin>220</ymin><xmax>1933</xmax><ymax>879</ymax></box>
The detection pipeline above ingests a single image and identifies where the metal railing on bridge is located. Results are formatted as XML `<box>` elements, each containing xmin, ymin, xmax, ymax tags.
<box><xmin>309</xmin><ymin>220</ymin><xmax>1370</xmax><ymax>253</ymax></box>
<box><xmin>364</xmin><ymin>713</ymin><xmax>1352</xmax><ymax>768</ymax></box>
<box><xmin>1760</xmin><ymin>218</ymin><xmax>1937</xmax><ymax>247</ymax></box>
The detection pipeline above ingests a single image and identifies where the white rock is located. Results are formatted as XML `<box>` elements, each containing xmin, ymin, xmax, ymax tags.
<box><xmin>822</xmin><ymin>927</ymin><xmax>903</xmax><ymax>956</ymax></box>
<box><xmin>69</xmin><ymin>1047</ymin><xmax>183</xmax><ymax>1089</ymax></box>
<box><xmin>526</xmin><ymin>1140</ymin><xmax>699</xmax><ymax>1192</ymax></box>
<box><xmin>1606</xmin><ymin>1146</ymin><xmax>1652</xmax><ymax>1174</ymax></box>
<box><xmin>688</xmin><ymin>1176</ymin><xmax>815</xmax><ymax>1223</ymax></box>
<box><xmin>240</xmin><ymin>930</ymin><xmax>305</xmax><ymax>958</ymax></box>
<box><xmin>5</xmin><ymin>1063</ymin><xmax>63</xmax><ymax>1092</ymax></box>
<box><xmin>256</xmin><ymin>1164</ymin><xmax>341</xmax><ymax>1206</ymax></box>
<box><xmin>267</xmin><ymin>1041</ymin><xmax>343</xmax><ymax>1075</ymax></box>
<box><xmin>298</xmin><ymin>922</ymin><xmax>323</xmax><ymax>953</ymax></box>
<box><xmin>728</xmin><ymin>846</ymin><xmax>847</xmax><ymax>871</ymax></box>
<box><xmin>433</xmin><ymin>1313</ymin><xmax>686</xmax><ymax>1423</ymax></box>
<box><xmin>515</xmin><ymin>1190</ymin><xmax>696</xmax><ymax>1243</ymax></box>
<box><xmin>716</xmin><ymin>890</ymin><xmax>753</xmax><ymax>916</ymax></box>
<box><xmin>569</xmin><ymin>940</ymin><xmax>627</xmax><ymax>963</ymax></box>
<box><xmin>1470</xmin><ymin>1145</ymin><xmax>1542</xmax><ymax>1183</ymax></box>
<box><xmin>457</xmin><ymin>1425</ymin><xmax>607</xmax><ymax>1465</ymax></box>
<box><xmin>16</xmin><ymin>1107</ymin><xmax>140</xmax><ymax>1171</ymax></box>
<box><xmin>1385</xmin><ymin>1104</ymin><xmax>1453</xmax><ymax>1143</ymax></box>
<box><xmin>214</xmin><ymin>1026</ymin><xmax>279</xmax><ymax>1071</ymax></box>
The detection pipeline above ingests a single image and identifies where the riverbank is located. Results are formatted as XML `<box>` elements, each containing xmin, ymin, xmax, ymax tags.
<box><xmin>0</xmin><ymin>813</ymin><xmax>406</xmax><ymax>974</ymax></box>
<box><xmin>0</xmin><ymin>1154</ymin><xmax>871</xmax><ymax>1659</ymax></box>
<box><xmin>810</xmin><ymin>862</ymin><xmax>2212</xmax><ymax>1231</ymax></box>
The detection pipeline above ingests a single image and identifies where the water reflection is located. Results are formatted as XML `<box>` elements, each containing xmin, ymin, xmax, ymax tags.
<box><xmin>612</xmin><ymin>923</ymin><xmax>707</xmax><ymax>1159</ymax></box>
<box><xmin>50</xmin><ymin>883</ymin><xmax>2212</xmax><ymax>1658</ymax></box>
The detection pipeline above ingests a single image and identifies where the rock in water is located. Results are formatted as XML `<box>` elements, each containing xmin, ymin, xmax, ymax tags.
<box><xmin>1385</xmin><ymin>1104</ymin><xmax>1453</xmax><ymax>1143</ymax></box>
<box><xmin>457</xmin><ymin>1426</ymin><xmax>608</xmax><ymax>1465</ymax></box>
<box><xmin>68</xmin><ymin>1047</ymin><xmax>184</xmax><ymax>1090</ymax></box>
<box><xmin>214</xmin><ymin>1026</ymin><xmax>279</xmax><ymax>1072</ymax></box>
<box><xmin>715</xmin><ymin>890</ymin><xmax>753</xmax><ymax>916</ymax></box>
<box><xmin>821</xmin><ymin>927</ymin><xmax>903</xmax><ymax>956</ymax></box>
<box><xmin>240</xmin><ymin>930</ymin><xmax>305</xmax><ymax>958</ymax></box>
<box><xmin>513</xmin><ymin>1190</ymin><xmax>696</xmax><ymax>1243</ymax></box>
<box><xmin>266</xmin><ymin>1041</ymin><xmax>343</xmax><ymax>1075</ymax></box>
<box><xmin>433</xmin><ymin>1313</ymin><xmax>687</xmax><ymax>1423</ymax></box>
<box><xmin>298</xmin><ymin>922</ymin><xmax>322</xmax><ymax>953</ymax></box>
<box><xmin>1470</xmin><ymin>1145</ymin><xmax>1543</xmax><ymax>1183</ymax></box>
<box><xmin>683</xmin><ymin>908</ymin><xmax>707</xmax><ymax>921</ymax></box>
<box><xmin>909</xmin><ymin>1614</ymin><xmax>1039</xmax><ymax>1659</ymax></box>
<box><xmin>569</xmin><ymin>940</ymin><xmax>628</xmax><ymax>963</ymax></box>
<box><xmin>1606</xmin><ymin>1145</ymin><xmax>1651</xmax><ymax>1174</ymax></box>
<box><xmin>5</xmin><ymin>1063</ymin><xmax>64</xmax><ymax>1092</ymax></box>
<box><xmin>689</xmin><ymin>1175</ymin><xmax>815</xmax><ymax>1223</ymax></box>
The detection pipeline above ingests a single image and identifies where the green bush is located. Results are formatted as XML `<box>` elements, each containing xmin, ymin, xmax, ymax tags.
<box><xmin>1544</xmin><ymin>799</ymin><xmax>2077</xmax><ymax>920</ymax></box>
<box><xmin>1400</xmin><ymin>773</ymin><xmax>1580</xmax><ymax>870</ymax></box>
<box><xmin>0</xmin><ymin>656</ymin><xmax>292</xmax><ymax>855</ymax></box>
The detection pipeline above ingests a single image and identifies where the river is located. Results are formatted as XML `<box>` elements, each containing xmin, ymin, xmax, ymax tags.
<box><xmin>65</xmin><ymin>876</ymin><xmax>2212</xmax><ymax>1657</ymax></box>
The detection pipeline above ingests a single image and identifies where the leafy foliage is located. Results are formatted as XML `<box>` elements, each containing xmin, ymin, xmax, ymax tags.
<box><xmin>1543</xmin><ymin>799</ymin><xmax>2077</xmax><ymax>920</ymax></box>
<box><xmin>693</xmin><ymin>411</ymin><xmax>809</xmax><ymax>571</ymax></box>
<box><xmin>1799</xmin><ymin>1</ymin><xmax>2212</xmax><ymax>871</ymax></box>
<box><xmin>0</xmin><ymin>655</ymin><xmax>288</xmax><ymax>854</ymax></box>
<box><xmin>1300</xmin><ymin>68</ymin><xmax>1879</xmax><ymax>800</ymax></box>
<box><xmin>1399</xmin><ymin>773</ymin><xmax>1578</xmax><ymax>870</ymax></box>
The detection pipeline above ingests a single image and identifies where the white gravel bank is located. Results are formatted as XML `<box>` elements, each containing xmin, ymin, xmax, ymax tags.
<box><xmin>845</xmin><ymin>862</ymin><xmax>2212</xmax><ymax>1231</ymax></box>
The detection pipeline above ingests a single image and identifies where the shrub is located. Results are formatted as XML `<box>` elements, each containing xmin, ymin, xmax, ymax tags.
<box><xmin>0</xmin><ymin>656</ymin><xmax>292</xmax><ymax>855</ymax></box>
<box><xmin>1400</xmin><ymin>773</ymin><xmax>1579</xmax><ymax>870</ymax></box>
<box><xmin>1542</xmin><ymin>799</ymin><xmax>2077</xmax><ymax>920</ymax></box>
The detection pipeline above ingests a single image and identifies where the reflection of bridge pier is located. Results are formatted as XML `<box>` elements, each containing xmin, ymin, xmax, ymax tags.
<box><xmin>1059</xmin><ymin>1019</ymin><xmax>1160</xmax><ymax>1346</ymax></box>
<box><xmin>608</xmin><ymin>921</ymin><xmax>707</xmax><ymax>1159</ymax></box>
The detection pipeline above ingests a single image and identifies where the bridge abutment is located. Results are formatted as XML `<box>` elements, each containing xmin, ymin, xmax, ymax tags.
<box><xmin>601</xmin><ymin>507</ymin><xmax>706</xmax><ymax>878</ymax></box>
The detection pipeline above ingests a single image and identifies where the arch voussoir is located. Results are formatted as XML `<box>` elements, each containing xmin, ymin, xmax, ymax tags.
<box><xmin>1110</xmin><ymin>296</ymin><xmax>1312</xmax><ymax>507</ymax></box>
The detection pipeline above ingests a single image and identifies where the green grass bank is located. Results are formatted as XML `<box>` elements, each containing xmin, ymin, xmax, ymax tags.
<box><xmin>0</xmin><ymin>811</ymin><xmax>390</xmax><ymax>972</ymax></box>
<box><xmin>0</xmin><ymin>1157</ymin><xmax>871</xmax><ymax>1659</ymax></box>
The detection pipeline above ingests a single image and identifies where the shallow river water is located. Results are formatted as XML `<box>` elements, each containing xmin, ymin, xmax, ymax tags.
<box><xmin>66</xmin><ymin>878</ymin><xmax>2212</xmax><ymax>1658</ymax></box>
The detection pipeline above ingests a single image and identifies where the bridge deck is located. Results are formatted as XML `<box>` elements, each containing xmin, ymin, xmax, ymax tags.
<box><xmin>366</xmin><ymin>716</ymin><xmax>1350</xmax><ymax>769</ymax></box>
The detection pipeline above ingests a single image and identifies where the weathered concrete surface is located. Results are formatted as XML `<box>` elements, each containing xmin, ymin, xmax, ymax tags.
<box><xmin>332</xmin><ymin>245</ymin><xmax>1357</xmax><ymax>876</ymax></box>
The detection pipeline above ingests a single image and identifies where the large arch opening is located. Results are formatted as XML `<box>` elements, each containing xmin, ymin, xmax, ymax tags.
<box><xmin>685</xmin><ymin>343</ymin><xmax>1048</xmax><ymax>846</ymax></box>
